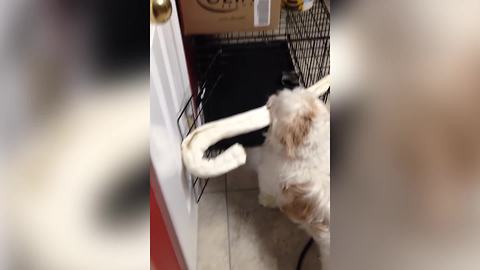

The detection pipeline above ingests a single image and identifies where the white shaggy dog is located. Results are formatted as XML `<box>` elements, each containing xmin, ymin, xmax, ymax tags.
<box><xmin>257</xmin><ymin>88</ymin><xmax>330</xmax><ymax>261</ymax></box>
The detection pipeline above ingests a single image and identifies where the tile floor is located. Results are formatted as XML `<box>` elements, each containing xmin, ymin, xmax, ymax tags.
<box><xmin>197</xmin><ymin>148</ymin><xmax>322</xmax><ymax>270</ymax></box>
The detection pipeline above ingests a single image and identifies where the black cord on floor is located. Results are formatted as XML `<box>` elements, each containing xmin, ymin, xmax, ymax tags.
<box><xmin>296</xmin><ymin>238</ymin><xmax>314</xmax><ymax>270</ymax></box>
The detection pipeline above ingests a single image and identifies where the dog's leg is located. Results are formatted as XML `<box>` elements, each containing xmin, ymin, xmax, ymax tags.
<box><xmin>312</xmin><ymin>224</ymin><xmax>330</xmax><ymax>268</ymax></box>
<box><xmin>257</xmin><ymin>163</ymin><xmax>279</xmax><ymax>208</ymax></box>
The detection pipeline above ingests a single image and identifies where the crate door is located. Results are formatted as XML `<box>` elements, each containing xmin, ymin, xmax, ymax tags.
<box><xmin>150</xmin><ymin>2</ymin><xmax>197</xmax><ymax>269</ymax></box>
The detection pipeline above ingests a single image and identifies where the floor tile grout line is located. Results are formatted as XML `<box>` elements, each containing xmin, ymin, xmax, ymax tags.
<box><xmin>225</xmin><ymin>173</ymin><xmax>232</xmax><ymax>270</ymax></box>
<box><xmin>196</xmin><ymin>196</ymin><xmax>201</xmax><ymax>269</ymax></box>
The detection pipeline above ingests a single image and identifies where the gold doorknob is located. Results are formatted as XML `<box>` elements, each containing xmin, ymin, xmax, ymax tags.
<box><xmin>150</xmin><ymin>0</ymin><xmax>172</xmax><ymax>24</ymax></box>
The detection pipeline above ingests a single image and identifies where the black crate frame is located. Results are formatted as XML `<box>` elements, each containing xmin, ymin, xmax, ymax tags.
<box><xmin>178</xmin><ymin>1</ymin><xmax>330</xmax><ymax>203</ymax></box>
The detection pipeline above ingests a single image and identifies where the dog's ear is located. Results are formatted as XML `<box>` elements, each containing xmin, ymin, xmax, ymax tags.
<box><xmin>279</xmin><ymin>108</ymin><xmax>317</xmax><ymax>158</ymax></box>
<box><xmin>280</xmin><ymin>182</ymin><xmax>316</xmax><ymax>223</ymax></box>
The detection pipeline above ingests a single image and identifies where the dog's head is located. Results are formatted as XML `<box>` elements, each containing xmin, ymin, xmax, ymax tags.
<box><xmin>267</xmin><ymin>89</ymin><xmax>321</xmax><ymax>158</ymax></box>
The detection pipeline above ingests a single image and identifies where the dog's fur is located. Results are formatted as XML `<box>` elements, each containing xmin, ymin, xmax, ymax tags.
<box><xmin>257</xmin><ymin>89</ymin><xmax>330</xmax><ymax>261</ymax></box>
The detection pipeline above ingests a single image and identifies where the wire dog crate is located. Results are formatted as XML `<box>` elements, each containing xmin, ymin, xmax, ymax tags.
<box><xmin>178</xmin><ymin>0</ymin><xmax>330</xmax><ymax>203</ymax></box>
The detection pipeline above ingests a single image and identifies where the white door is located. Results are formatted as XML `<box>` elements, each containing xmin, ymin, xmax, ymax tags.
<box><xmin>150</xmin><ymin>1</ymin><xmax>198</xmax><ymax>269</ymax></box>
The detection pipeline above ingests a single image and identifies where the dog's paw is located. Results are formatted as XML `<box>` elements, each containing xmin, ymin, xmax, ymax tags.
<box><xmin>258</xmin><ymin>193</ymin><xmax>277</xmax><ymax>208</ymax></box>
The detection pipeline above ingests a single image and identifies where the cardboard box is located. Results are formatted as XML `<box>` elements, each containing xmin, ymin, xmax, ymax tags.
<box><xmin>180</xmin><ymin>0</ymin><xmax>281</xmax><ymax>35</ymax></box>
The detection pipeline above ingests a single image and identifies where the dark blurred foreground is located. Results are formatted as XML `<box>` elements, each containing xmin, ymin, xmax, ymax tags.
<box><xmin>0</xmin><ymin>1</ymin><xmax>149</xmax><ymax>269</ymax></box>
<box><xmin>333</xmin><ymin>1</ymin><xmax>480</xmax><ymax>269</ymax></box>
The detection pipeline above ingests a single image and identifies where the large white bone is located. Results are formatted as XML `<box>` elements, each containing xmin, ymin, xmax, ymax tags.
<box><xmin>181</xmin><ymin>75</ymin><xmax>330</xmax><ymax>178</ymax></box>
